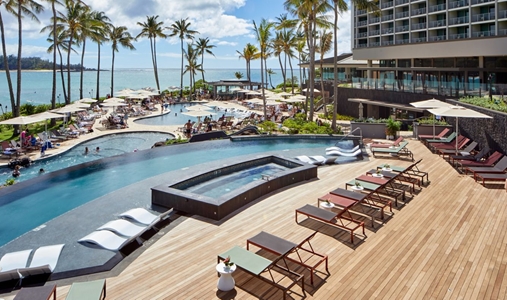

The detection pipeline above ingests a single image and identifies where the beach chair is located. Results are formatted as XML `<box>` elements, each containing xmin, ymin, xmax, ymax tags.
<box><xmin>217</xmin><ymin>246</ymin><xmax>305</xmax><ymax>300</ymax></box>
<box><xmin>418</xmin><ymin>127</ymin><xmax>450</xmax><ymax>140</ymax></box>
<box><xmin>325</xmin><ymin>148</ymin><xmax>363</xmax><ymax>157</ymax></box>
<box><xmin>65</xmin><ymin>279</ymin><xmax>106</xmax><ymax>300</ymax></box>
<box><xmin>474</xmin><ymin>173</ymin><xmax>507</xmax><ymax>187</ymax></box>
<box><xmin>423</xmin><ymin>131</ymin><xmax>456</xmax><ymax>144</ymax></box>
<box><xmin>296</xmin><ymin>204</ymin><xmax>365</xmax><ymax>243</ymax></box>
<box><xmin>371</xmin><ymin>141</ymin><xmax>414</xmax><ymax>161</ymax></box>
<box><xmin>365</xmin><ymin>168</ymin><xmax>420</xmax><ymax>193</ymax></box>
<box><xmin>295</xmin><ymin>155</ymin><xmax>336</xmax><ymax>165</ymax></box>
<box><xmin>377</xmin><ymin>159</ymin><xmax>429</xmax><ymax>185</ymax></box>
<box><xmin>346</xmin><ymin>175</ymin><xmax>405</xmax><ymax>207</ymax></box>
<box><xmin>78</xmin><ymin>230</ymin><xmax>135</xmax><ymax>251</ymax></box>
<box><xmin>13</xmin><ymin>284</ymin><xmax>57</xmax><ymax>300</ymax></box>
<box><xmin>18</xmin><ymin>244</ymin><xmax>64</xmax><ymax>277</ymax></box>
<box><xmin>464</xmin><ymin>156</ymin><xmax>507</xmax><ymax>178</ymax></box>
<box><xmin>246</xmin><ymin>231</ymin><xmax>328</xmax><ymax>285</ymax></box>
<box><xmin>370</xmin><ymin>136</ymin><xmax>403</xmax><ymax>148</ymax></box>
<box><xmin>119</xmin><ymin>207</ymin><xmax>164</xmax><ymax>226</ymax></box>
<box><xmin>437</xmin><ymin>141</ymin><xmax>477</xmax><ymax>159</ymax></box>
<box><xmin>97</xmin><ymin>219</ymin><xmax>149</xmax><ymax>238</ymax></box>
<box><xmin>430</xmin><ymin>136</ymin><xmax>469</xmax><ymax>152</ymax></box>
<box><xmin>325</xmin><ymin>144</ymin><xmax>360</xmax><ymax>153</ymax></box>
<box><xmin>1</xmin><ymin>140</ymin><xmax>19</xmax><ymax>158</ymax></box>
<box><xmin>456</xmin><ymin>151</ymin><xmax>503</xmax><ymax>171</ymax></box>
<box><xmin>449</xmin><ymin>146</ymin><xmax>489</xmax><ymax>166</ymax></box>
<box><xmin>0</xmin><ymin>249</ymin><xmax>32</xmax><ymax>284</ymax></box>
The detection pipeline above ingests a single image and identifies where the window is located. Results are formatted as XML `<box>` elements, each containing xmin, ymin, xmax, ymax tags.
<box><xmin>398</xmin><ymin>59</ymin><xmax>411</xmax><ymax>68</ymax></box>
<box><xmin>380</xmin><ymin>59</ymin><xmax>396</xmax><ymax>68</ymax></box>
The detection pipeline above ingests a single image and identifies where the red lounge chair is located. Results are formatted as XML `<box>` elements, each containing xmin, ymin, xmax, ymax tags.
<box><xmin>370</xmin><ymin>136</ymin><xmax>403</xmax><ymax>148</ymax></box>
<box><xmin>418</xmin><ymin>127</ymin><xmax>450</xmax><ymax>140</ymax></box>
<box><xmin>464</xmin><ymin>156</ymin><xmax>507</xmax><ymax>178</ymax></box>
<box><xmin>457</xmin><ymin>151</ymin><xmax>503</xmax><ymax>171</ymax></box>
<box><xmin>437</xmin><ymin>141</ymin><xmax>477</xmax><ymax>159</ymax></box>
<box><xmin>449</xmin><ymin>146</ymin><xmax>489</xmax><ymax>166</ymax></box>
<box><xmin>429</xmin><ymin>135</ymin><xmax>468</xmax><ymax>152</ymax></box>
<box><xmin>474</xmin><ymin>173</ymin><xmax>507</xmax><ymax>187</ymax></box>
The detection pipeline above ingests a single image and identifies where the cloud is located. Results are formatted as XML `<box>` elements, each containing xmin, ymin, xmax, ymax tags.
<box><xmin>5</xmin><ymin>44</ymin><xmax>49</xmax><ymax>57</ymax></box>
<box><xmin>216</xmin><ymin>41</ymin><xmax>238</xmax><ymax>46</ymax></box>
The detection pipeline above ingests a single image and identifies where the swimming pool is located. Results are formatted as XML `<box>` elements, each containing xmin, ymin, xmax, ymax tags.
<box><xmin>0</xmin><ymin>132</ymin><xmax>172</xmax><ymax>183</ymax></box>
<box><xmin>134</xmin><ymin>103</ymin><xmax>250</xmax><ymax>126</ymax></box>
<box><xmin>0</xmin><ymin>137</ymin><xmax>358</xmax><ymax>247</ymax></box>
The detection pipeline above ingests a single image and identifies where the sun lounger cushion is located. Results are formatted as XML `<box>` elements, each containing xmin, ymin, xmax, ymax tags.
<box><xmin>119</xmin><ymin>208</ymin><xmax>160</xmax><ymax>226</ymax></box>
<box><xmin>78</xmin><ymin>231</ymin><xmax>130</xmax><ymax>251</ymax></box>
<box><xmin>97</xmin><ymin>219</ymin><xmax>148</xmax><ymax>238</ymax></box>
<box><xmin>65</xmin><ymin>279</ymin><xmax>106</xmax><ymax>300</ymax></box>
<box><xmin>325</xmin><ymin>149</ymin><xmax>362</xmax><ymax>157</ymax></box>
<box><xmin>325</xmin><ymin>145</ymin><xmax>360</xmax><ymax>153</ymax></box>
<box><xmin>0</xmin><ymin>249</ymin><xmax>32</xmax><ymax>272</ymax></box>
<box><xmin>18</xmin><ymin>244</ymin><xmax>64</xmax><ymax>276</ymax></box>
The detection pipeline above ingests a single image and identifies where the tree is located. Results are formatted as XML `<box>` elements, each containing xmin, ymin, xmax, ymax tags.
<box><xmin>90</xmin><ymin>10</ymin><xmax>111</xmax><ymax>100</ymax></box>
<box><xmin>253</xmin><ymin>19</ymin><xmax>274</xmax><ymax>121</ymax></box>
<box><xmin>183</xmin><ymin>43</ymin><xmax>202</xmax><ymax>98</ymax></box>
<box><xmin>316</xmin><ymin>30</ymin><xmax>332</xmax><ymax>117</ymax></box>
<box><xmin>267</xmin><ymin>69</ymin><xmax>276</xmax><ymax>88</ymax></box>
<box><xmin>234</xmin><ymin>71</ymin><xmax>243</xmax><ymax>80</ymax></box>
<box><xmin>272</xmin><ymin>32</ymin><xmax>286</xmax><ymax>91</ymax></box>
<box><xmin>137</xmin><ymin>15</ymin><xmax>166</xmax><ymax>94</ymax></box>
<box><xmin>195</xmin><ymin>37</ymin><xmax>215</xmax><ymax>83</ymax></box>
<box><xmin>77</xmin><ymin>5</ymin><xmax>92</xmax><ymax>100</ymax></box>
<box><xmin>236</xmin><ymin>43</ymin><xmax>259</xmax><ymax>89</ymax></box>
<box><xmin>168</xmin><ymin>18</ymin><xmax>199</xmax><ymax>98</ymax></box>
<box><xmin>109</xmin><ymin>25</ymin><xmax>135</xmax><ymax>96</ymax></box>
<box><xmin>0</xmin><ymin>0</ymin><xmax>17</xmax><ymax>116</ymax></box>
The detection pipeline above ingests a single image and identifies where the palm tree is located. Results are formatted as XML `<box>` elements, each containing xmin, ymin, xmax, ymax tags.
<box><xmin>168</xmin><ymin>18</ymin><xmax>199</xmax><ymax>98</ymax></box>
<box><xmin>90</xmin><ymin>11</ymin><xmax>111</xmax><ymax>100</ymax></box>
<box><xmin>0</xmin><ymin>0</ymin><xmax>17</xmax><ymax>116</ymax></box>
<box><xmin>195</xmin><ymin>37</ymin><xmax>215</xmax><ymax>83</ymax></box>
<box><xmin>109</xmin><ymin>25</ymin><xmax>135</xmax><ymax>97</ymax></box>
<box><xmin>183</xmin><ymin>43</ymin><xmax>202</xmax><ymax>98</ymax></box>
<box><xmin>234</xmin><ymin>71</ymin><xmax>244</xmax><ymax>80</ymax></box>
<box><xmin>253</xmin><ymin>19</ymin><xmax>274</xmax><ymax>120</ymax></box>
<box><xmin>272</xmin><ymin>32</ymin><xmax>286</xmax><ymax>91</ymax></box>
<box><xmin>329</xmin><ymin>0</ymin><xmax>378</xmax><ymax>130</ymax></box>
<box><xmin>236</xmin><ymin>43</ymin><xmax>259</xmax><ymax>89</ymax></box>
<box><xmin>295</xmin><ymin>31</ymin><xmax>307</xmax><ymax>90</ymax></box>
<box><xmin>136</xmin><ymin>15</ymin><xmax>166</xmax><ymax>94</ymax></box>
<box><xmin>76</xmin><ymin>5</ymin><xmax>92</xmax><ymax>100</ymax></box>
<box><xmin>267</xmin><ymin>69</ymin><xmax>276</xmax><ymax>88</ymax></box>
<box><xmin>316</xmin><ymin>30</ymin><xmax>333</xmax><ymax>117</ymax></box>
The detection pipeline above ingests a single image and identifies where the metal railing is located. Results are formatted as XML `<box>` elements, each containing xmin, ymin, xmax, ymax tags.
<box><xmin>471</xmin><ymin>0</ymin><xmax>493</xmax><ymax>4</ymax></box>
<box><xmin>450</xmin><ymin>33</ymin><xmax>468</xmax><ymax>39</ymax></box>
<box><xmin>395</xmin><ymin>0</ymin><xmax>410</xmax><ymax>4</ymax></box>
<box><xmin>499</xmin><ymin>10</ymin><xmax>507</xmax><ymax>19</ymax></box>
<box><xmin>429</xmin><ymin>20</ymin><xmax>446</xmax><ymax>27</ymax></box>
<box><xmin>382</xmin><ymin>40</ymin><xmax>395</xmax><ymax>46</ymax></box>
<box><xmin>356</xmin><ymin>9</ymin><xmax>367</xmax><ymax>15</ymax></box>
<box><xmin>449</xmin><ymin>0</ymin><xmax>468</xmax><ymax>8</ymax></box>
<box><xmin>472</xmin><ymin>30</ymin><xmax>495</xmax><ymax>37</ymax></box>
<box><xmin>396</xmin><ymin>11</ymin><xmax>410</xmax><ymax>18</ymax></box>
<box><xmin>429</xmin><ymin>3</ymin><xmax>446</xmax><ymax>12</ymax></box>
<box><xmin>381</xmin><ymin>1</ymin><xmax>394</xmax><ymax>8</ymax></box>
<box><xmin>472</xmin><ymin>12</ymin><xmax>495</xmax><ymax>22</ymax></box>
<box><xmin>411</xmin><ymin>37</ymin><xmax>427</xmax><ymax>43</ymax></box>
<box><xmin>500</xmin><ymin>29</ymin><xmax>507</xmax><ymax>36</ymax></box>
<box><xmin>357</xmin><ymin>20</ymin><xmax>368</xmax><ymax>26</ymax></box>
<box><xmin>369</xmin><ymin>17</ymin><xmax>380</xmax><ymax>24</ymax></box>
<box><xmin>370</xmin><ymin>42</ymin><xmax>381</xmax><ymax>47</ymax></box>
<box><xmin>396</xmin><ymin>25</ymin><xmax>410</xmax><ymax>32</ymax></box>
<box><xmin>396</xmin><ymin>38</ymin><xmax>410</xmax><ymax>44</ymax></box>
<box><xmin>429</xmin><ymin>35</ymin><xmax>447</xmax><ymax>41</ymax></box>
<box><xmin>358</xmin><ymin>32</ymin><xmax>368</xmax><ymax>38</ymax></box>
<box><xmin>412</xmin><ymin>7</ymin><xmax>427</xmax><ymax>16</ymax></box>
<box><xmin>449</xmin><ymin>16</ymin><xmax>469</xmax><ymax>25</ymax></box>
<box><xmin>382</xmin><ymin>14</ymin><xmax>394</xmax><ymax>21</ymax></box>
<box><xmin>356</xmin><ymin>43</ymin><xmax>368</xmax><ymax>48</ymax></box>
<box><xmin>369</xmin><ymin>29</ymin><xmax>380</xmax><ymax>36</ymax></box>
<box><xmin>411</xmin><ymin>22</ymin><xmax>427</xmax><ymax>30</ymax></box>
<box><xmin>382</xmin><ymin>28</ymin><xmax>394</xmax><ymax>34</ymax></box>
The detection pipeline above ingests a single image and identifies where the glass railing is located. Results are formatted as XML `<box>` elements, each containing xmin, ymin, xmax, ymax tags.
<box><xmin>429</xmin><ymin>20</ymin><xmax>446</xmax><ymax>27</ymax></box>
<box><xmin>382</xmin><ymin>28</ymin><xmax>394</xmax><ymax>34</ymax></box>
<box><xmin>350</xmin><ymin>77</ymin><xmax>507</xmax><ymax>98</ymax></box>
<box><xmin>500</xmin><ymin>29</ymin><xmax>507</xmax><ymax>36</ymax></box>
<box><xmin>396</xmin><ymin>25</ymin><xmax>410</xmax><ymax>32</ymax></box>
<box><xmin>396</xmin><ymin>38</ymin><xmax>410</xmax><ymax>44</ymax></box>
<box><xmin>471</xmin><ymin>0</ymin><xmax>493</xmax><ymax>4</ymax></box>
<box><xmin>369</xmin><ymin>30</ymin><xmax>380</xmax><ymax>36</ymax></box>
<box><xmin>381</xmin><ymin>1</ymin><xmax>394</xmax><ymax>8</ymax></box>
<box><xmin>411</xmin><ymin>37</ymin><xmax>427</xmax><ymax>43</ymax></box>
<box><xmin>449</xmin><ymin>0</ymin><xmax>468</xmax><ymax>8</ymax></box>
<box><xmin>369</xmin><ymin>17</ymin><xmax>381</xmax><ymax>23</ymax></box>
<box><xmin>395</xmin><ymin>0</ymin><xmax>410</xmax><ymax>5</ymax></box>
<box><xmin>412</xmin><ymin>7</ymin><xmax>427</xmax><ymax>15</ymax></box>
<box><xmin>472</xmin><ymin>30</ymin><xmax>495</xmax><ymax>37</ymax></box>
<box><xmin>357</xmin><ymin>20</ymin><xmax>368</xmax><ymax>26</ymax></box>
<box><xmin>396</xmin><ymin>11</ymin><xmax>410</xmax><ymax>18</ymax></box>
<box><xmin>370</xmin><ymin>42</ymin><xmax>381</xmax><ymax>47</ymax></box>
<box><xmin>381</xmin><ymin>40</ymin><xmax>395</xmax><ymax>46</ymax></box>
<box><xmin>499</xmin><ymin>10</ymin><xmax>507</xmax><ymax>19</ymax></box>
<box><xmin>429</xmin><ymin>35</ymin><xmax>447</xmax><ymax>41</ymax></box>
<box><xmin>358</xmin><ymin>32</ymin><xmax>368</xmax><ymax>38</ymax></box>
<box><xmin>429</xmin><ymin>3</ymin><xmax>446</xmax><ymax>12</ymax></box>
<box><xmin>412</xmin><ymin>22</ymin><xmax>427</xmax><ymax>30</ymax></box>
<box><xmin>356</xmin><ymin>9</ymin><xmax>367</xmax><ymax>15</ymax></box>
<box><xmin>449</xmin><ymin>16</ymin><xmax>469</xmax><ymax>25</ymax></box>
<box><xmin>382</xmin><ymin>14</ymin><xmax>394</xmax><ymax>21</ymax></box>
<box><xmin>472</xmin><ymin>12</ymin><xmax>496</xmax><ymax>22</ymax></box>
<box><xmin>450</xmin><ymin>33</ymin><xmax>468</xmax><ymax>39</ymax></box>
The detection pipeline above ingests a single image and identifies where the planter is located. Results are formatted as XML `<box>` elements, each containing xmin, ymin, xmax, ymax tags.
<box><xmin>350</xmin><ymin>122</ymin><xmax>387</xmax><ymax>139</ymax></box>
<box><xmin>412</xmin><ymin>123</ymin><xmax>453</xmax><ymax>139</ymax></box>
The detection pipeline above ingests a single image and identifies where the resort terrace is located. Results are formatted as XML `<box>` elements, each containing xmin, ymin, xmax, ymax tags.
<box><xmin>2</xmin><ymin>134</ymin><xmax>506</xmax><ymax>299</ymax></box>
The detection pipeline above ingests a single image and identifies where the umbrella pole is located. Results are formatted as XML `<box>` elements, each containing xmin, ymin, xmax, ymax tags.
<box><xmin>433</xmin><ymin>114</ymin><xmax>435</xmax><ymax>139</ymax></box>
<box><xmin>455</xmin><ymin>117</ymin><xmax>459</xmax><ymax>155</ymax></box>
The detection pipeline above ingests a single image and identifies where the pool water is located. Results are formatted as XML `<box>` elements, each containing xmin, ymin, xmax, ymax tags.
<box><xmin>0</xmin><ymin>132</ymin><xmax>172</xmax><ymax>183</ymax></box>
<box><xmin>184</xmin><ymin>163</ymin><xmax>289</xmax><ymax>198</ymax></box>
<box><xmin>0</xmin><ymin>138</ymin><xmax>357</xmax><ymax>247</ymax></box>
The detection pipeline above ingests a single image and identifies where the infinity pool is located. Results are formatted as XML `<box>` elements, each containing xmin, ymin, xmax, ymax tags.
<box><xmin>0</xmin><ymin>137</ymin><xmax>357</xmax><ymax>247</ymax></box>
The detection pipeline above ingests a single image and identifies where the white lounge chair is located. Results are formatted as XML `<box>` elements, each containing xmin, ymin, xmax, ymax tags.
<box><xmin>78</xmin><ymin>230</ymin><xmax>131</xmax><ymax>251</ymax></box>
<box><xmin>97</xmin><ymin>219</ymin><xmax>148</xmax><ymax>238</ymax></box>
<box><xmin>295</xmin><ymin>155</ymin><xmax>322</xmax><ymax>165</ymax></box>
<box><xmin>0</xmin><ymin>249</ymin><xmax>32</xmax><ymax>283</ymax></box>
<box><xmin>325</xmin><ymin>145</ymin><xmax>360</xmax><ymax>153</ymax></box>
<box><xmin>119</xmin><ymin>208</ymin><xmax>160</xmax><ymax>226</ymax></box>
<box><xmin>295</xmin><ymin>155</ymin><xmax>337</xmax><ymax>165</ymax></box>
<box><xmin>18</xmin><ymin>244</ymin><xmax>64</xmax><ymax>277</ymax></box>
<box><xmin>325</xmin><ymin>149</ymin><xmax>363</xmax><ymax>157</ymax></box>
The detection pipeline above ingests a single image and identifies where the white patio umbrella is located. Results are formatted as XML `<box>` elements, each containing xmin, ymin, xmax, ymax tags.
<box><xmin>427</xmin><ymin>105</ymin><xmax>492</xmax><ymax>154</ymax></box>
<box><xmin>277</xmin><ymin>91</ymin><xmax>294</xmax><ymax>97</ymax></box>
<box><xmin>410</xmin><ymin>98</ymin><xmax>453</xmax><ymax>138</ymax></box>
<box><xmin>51</xmin><ymin>103</ymin><xmax>89</xmax><ymax>114</ymax></box>
<box><xmin>182</xmin><ymin>110</ymin><xmax>216</xmax><ymax>123</ymax></box>
<box><xmin>76</xmin><ymin>97</ymin><xmax>97</xmax><ymax>104</ymax></box>
<box><xmin>246</xmin><ymin>91</ymin><xmax>262</xmax><ymax>96</ymax></box>
<box><xmin>0</xmin><ymin>111</ymin><xmax>63</xmax><ymax>125</ymax></box>
<box><xmin>185</xmin><ymin>104</ymin><xmax>212</xmax><ymax>111</ymax></box>
<box><xmin>104</xmin><ymin>97</ymin><xmax>126</xmax><ymax>102</ymax></box>
<box><xmin>301</xmin><ymin>88</ymin><xmax>320</xmax><ymax>93</ymax></box>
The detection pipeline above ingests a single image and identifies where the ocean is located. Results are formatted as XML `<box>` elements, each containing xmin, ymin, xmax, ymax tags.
<box><xmin>0</xmin><ymin>68</ymin><xmax>292</xmax><ymax>109</ymax></box>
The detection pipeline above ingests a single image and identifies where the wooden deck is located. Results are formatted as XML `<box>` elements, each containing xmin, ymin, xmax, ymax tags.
<box><xmin>17</xmin><ymin>140</ymin><xmax>507</xmax><ymax>299</ymax></box>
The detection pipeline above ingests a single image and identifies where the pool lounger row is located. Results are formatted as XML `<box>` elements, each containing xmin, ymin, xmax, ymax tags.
<box><xmin>12</xmin><ymin>279</ymin><xmax>106</xmax><ymax>300</ymax></box>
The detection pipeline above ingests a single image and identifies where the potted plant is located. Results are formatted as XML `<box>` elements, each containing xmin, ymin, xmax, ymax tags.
<box><xmin>385</xmin><ymin>118</ymin><xmax>401</xmax><ymax>140</ymax></box>
<box><xmin>223</xmin><ymin>256</ymin><xmax>234</xmax><ymax>269</ymax></box>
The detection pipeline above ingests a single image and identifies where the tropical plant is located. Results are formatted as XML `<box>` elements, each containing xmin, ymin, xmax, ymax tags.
<box><xmin>316</xmin><ymin>30</ymin><xmax>332</xmax><ymax>117</ymax></box>
<box><xmin>109</xmin><ymin>25</ymin><xmax>135</xmax><ymax>96</ymax></box>
<box><xmin>267</xmin><ymin>69</ymin><xmax>275</xmax><ymax>88</ymax></box>
<box><xmin>385</xmin><ymin>118</ymin><xmax>402</xmax><ymax>136</ymax></box>
<box><xmin>183</xmin><ymin>43</ymin><xmax>202</xmax><ymax>96</ymax></box>
<box><xmin>460</xmin><ymin>96</ymin><xmax>507</xmax><ymax>113</ymax></box>
<box><xmin>137</xmin><ymin>15</ymin><xmax>166</xmax><ymax>94</ymax></box>
<box><xmin>90</xmin><ymin>10</ymin><xmax>111</xmax><ymax>99</ymax></box>
<box><xmin>236</xmin><ymin>43</ymin><xmax>259</xmax><ymax>88</ymax></box>
<box><xmin>258</xmin><ymin>120</ymin><xmax>277</xmax><ymax>133</ymax></box>
<box><xmin>253</xmin><ymin>19</ymin><xmax>274</xmax><ymax>121</ymax></box>
<box><xmin>234</xmin><ymin>71</ymin><xmax>243</xmax><ymax>80</ymax></box>
<box><xmin>0</xmin><ymin>0</ymin><xmax>16</xmax><ymax>119</ymax></box>
<box><xmin>169</xmin><ymin>18</ymin><xmax>199</xmax><ymax>98</ymax></box>
<box><xmin>195</xmin><ymin>37</ymin><xmax>215</xmax><ymax>83</ymax></box>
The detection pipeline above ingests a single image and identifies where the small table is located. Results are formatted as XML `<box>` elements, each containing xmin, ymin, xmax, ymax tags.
<box><xmin>382</xmin><ymin>167</ymin><xmax>393</xmax><ymax>172</ymax></box>
<box><xmin>351</xmin><ymin>185</ymin><xmax>364</xmax><ymax>191</ymax></box>
<box><xmin>13</xmin><ymin>284</ymin><xmax>56</xmax><ymax>300</ymax></box>
<box><xmin>320</xmin><ymin>201</ymin><xmax>335</xmax><ymax>210</ymax></box>
<box><xmin>216</xmin><ymin>263</ymin><xmax>237</xmax><ymax>292</ymax></box>
<box><xmin>372</xmin><ymin>173</ymin><xmax>384</xmax><ymax>178</ymax></box>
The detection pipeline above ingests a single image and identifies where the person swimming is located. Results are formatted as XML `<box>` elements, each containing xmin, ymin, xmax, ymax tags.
<box><xmin>12</xmin><ymin>165</ymin><xmax>20</xmax><ymax>178</ymax></box>
<box><xmin>84</xmin><ymin>147</ymin><xmax>89</xmax><ymax>155</ymax></box>
<box><xmin>95</xmin><ymin>147</ymin><xmax>100</xmax><ymax>153</ymax></box>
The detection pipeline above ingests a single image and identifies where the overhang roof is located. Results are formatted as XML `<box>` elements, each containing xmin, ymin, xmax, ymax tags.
<box><xmin>348</xmin><ymin>98</ymin><xmax>425</xmax><ymax>112</ymax></box>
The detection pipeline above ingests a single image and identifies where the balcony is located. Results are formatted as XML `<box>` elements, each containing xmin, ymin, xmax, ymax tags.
<box><xmin>412</xmin><ymin>7</ymin><xmax>427</xmax><ymax>16</ymax></box>
<box><xmin>369</xmin><ymin>42</ymin><xmax>381</xmax><ymax>47</ymax></box>
<box><xmin>450</xmin><ymin>33</ymin><xmax>468</xmax><ymax>39</ymax></box>
<box><xmin>411</xmin><ymin>22</ymin><xmax>427</xmax><ymax>30</ymax></box>
<box><xmin>472</xmin><ymin>12</ymin><xmax>495</xmax><ymax>22</ymax></box>
<box><xmin>395</xmin><ymin>0</ymin><xmax>409</xmax><ymax>4</ymax></box>
<box><xmin>471</xmin><ymin>0</ymin><xmax>493</xmax><ymax>4</ymax></box>
<box><xmin>429</xmin><ymin>35</ymin><xmax>447</xmax><ymax>41</ymax></box>
<box><xmin>449</xmin><ymin>16</ymin><xmax>469</xmax><ymax>25</ymax></box>
<box><xmin>381</xmin><ymin>1</ymin><xmax>394</xmax><ymax>8</ymax></box>
<box><xmin>357</xmin><ymin>32</ymin><xmax>368</xmax><ymax>38</ymax></box>
<box><xmin>449</xmin><ymin>0</ymin><xmax>468</xmax><ymax>9</ymax></box>
<box><xmin>395</xmin><ymin>25</ymin><xmax>410</xmax><ymax>32</ymax></box>
<box><xmin>369</xmin><ymin>29</ymin><xmax>381</xmax><ymax>36</ymax></box>
<box><xmin>381</xmin><ymin>40</ymin><xmax>395</xmax><ymax>46</ymax></box>
<box><xmin>429</xmin><ymin>3</ymin><xmax>446</xmax><ymax>12</ymax></box>
<box><xmin>356</xmin><ymin>9</ymin><xmax>367</xmax><ymax>15</ymax></box>
<box><xmin>356</xmin><ymin>43</ymin><xmax>368</xmax><ymax>48</ymax></box>
<box><xmin>499</xmin><ymin>29</ymin><xmax>507</xmax><ymax>36</ymax></box>
<box><xmin>411</xmin><ymin>37</ymin><xmax>427</xmax><ymax>43</ymax></box>
<box><xmin>382</xmin><ymin>14</ymin><xmax>394</xmax><ymax>21</ymax></box>
<box><xmin>357</xmin><ymin>20</ymin><xmax>368</xmax><ymax>26</ymax></box>
<box><xmin>396</xmin><ymin>11</ymin><xmax>410</xmax><ymax>18</ymax></box>
<box><xmin>382</xmin><ymin>27</ymin><xmax>394</xmax><ymax>34</ymax></box>
<box><xmin>472</xmin><ymin>30</ymin><xmax>495</xmax><ymax>37</ymax></box>
<box><xmin>498</xmin><ymin>10</ymin><xmax>507</xmax><ymax>19</ymax></box>
<box><xmin>396</xmin><ymin>38</ymin><xmax>410</xmax><ymax>44</ymax></box>
<box><xmin>429</xmin><ymin>20</ymin><xmax>446</xmax><ymax>27</ymax></box>
<box><xmin>369</xmin><ymin>17</ymin><xmax>380</xmax><ymax>24</ymax></box>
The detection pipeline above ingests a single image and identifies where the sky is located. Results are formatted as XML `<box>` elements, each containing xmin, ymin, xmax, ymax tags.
<box><xmin>1</xmin><ymin>0</ymin><xmax>353</xmax><ymax>70</ymax></box>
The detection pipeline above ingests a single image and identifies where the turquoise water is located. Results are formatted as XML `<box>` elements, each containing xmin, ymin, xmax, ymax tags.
<box><xmin>0</xmin><ymin>132</ymin><xmax>171</xmax><ymax>183</ymax></box>
<box><xmin>184</xmin><ymin>163</ymin><xmax>288</xmax><ymax>198</ymax></box>
<box><xmin>0</xmin><ymin>68</ymin><xmax>286</xmax><ymax>108</ymax></box>
<box><xmin>0</xmin><ymin>138</ymin><xmax>355</xmax><ymax>247</ymax></box>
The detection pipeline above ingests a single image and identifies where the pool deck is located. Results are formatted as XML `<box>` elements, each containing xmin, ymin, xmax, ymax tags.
<box><xmin>1</xmin><ymin>134</ymin><xmax>507</xmax><ymax>299</ymax></box>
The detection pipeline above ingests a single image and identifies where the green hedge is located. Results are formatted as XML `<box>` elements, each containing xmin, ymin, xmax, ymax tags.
<box><xmin>460</xmin><ymin>96</ymin><xmax>507</xmax><ymax>113</ymax></box>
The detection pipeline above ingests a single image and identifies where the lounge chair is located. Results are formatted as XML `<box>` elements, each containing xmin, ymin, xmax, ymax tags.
<box><xmin>326</xmin><ymin>188</ymin><xmax>385</xmax><ymax>226</ymax></box>
<box><xmin>13</xmin><ymin>284</ymin><xmax>57</xmax><ymax>300</ymax></box>
<box><xmin>437</xmin><ymin>141</ymin><xmax>477</xmax><ymax>159</ymax></box>
<box><xmin>449</xmin><ymin>146</ymin><xmax>489</xmax><ymax>166</ymax></box>
<box><xmin>418</xmin><ymin>127</ymin><xmax>450</xmax><ymax>140</ymax></box>
<box><xmin>65</xmin><ymin>279</ymin><xmax>106</xmax><ymax>300</ymax></box>
<box><xmin>295</xmin><ymin>204</ymin><xmax>365</xmax><ymax>243</ymax></box>
<box><xmin>464</xmin><ymin>156</ymin><xmax>507</xmax><ymax>178</ymax></box>
<box><xmin>370</xmin><ymin>136</ymin><xmax>403</xmax><ymax>148</ymax></box>
<box><xmin>295</xmin><ymin>155</ymin><xmax>336</xmax><ymax>165</ymax></box>
<box><xmin>365</xmin><ymin>168</ymin><xmax>420</xmax><ymax>192</ymax></box>
<box><xmin>1</xmin><ymin>140</ymin><xmax>19</xmax><ymax>158</ymax></box>
<box><xmin>18</xmin><ymin>244</ymin><xmax>64</xmax><ymax>277</ymax></box>
<box><xmin>325</xmin><ymin>144</ymin><xmax>360</xmax><ymax>153</ymax></box>
<box><xmin>429</xmin><ymin>136</ymin><xmax>469</xmax><ymax>152</ymax></box>
<box><xmin>371</xmin><ymin>141</ymin><xmax>414</xmax><ymax>161</ymax></box>
<box><xmin>97</xmin><ymin>219</ymin><xmax>148</xmax><ymax>238</ymax></box>
<box><xmin>325</xmin><ymin>148</ymin><xmax>362</xmax><ymax>157</ymax></box>
<box><xmin>424</xmin><ymin>131</ymin><xmax>456</xmax><ymax>144</ymax></box>
<box><xmin>346</xmin><ymin>175</ymin><xmax>405</xmax><ymax>207</ymax></box>
<box><xmin>0</xmin><ymin>249</ymin><xmax>32</xmax><ymax>283</ymax></box>
<box><xmin>456</xmin><ymin>151</ymin><xmax>503</xmax><ymax>171</ymax></box>
<box><xmin>78</xmin><ymin>230</ymin><xmax>133</xmax><ymax>251</ymax></box>
<box><xmin>474</xmin><ymin>173</ymin><xmax>507</xmax><ymax>187</ymax></box>
<box><xmin>246</xmin><ymin>231</ymin><xmax>328</xmax><ymax>285</ymax></box>
<box><xmin>217</xmin><ymin>246</ymin><xmax>305</xmax><ymax>300</ymax></box>
<box><xmin>119</xmin><ymin>207</ymin><xmax>163</xmax><ymax>226</ymax></box>
<box><xmin>377</xmin><ymin>159</ymin><xmax>429</xmax><ymax>185</ymax></box>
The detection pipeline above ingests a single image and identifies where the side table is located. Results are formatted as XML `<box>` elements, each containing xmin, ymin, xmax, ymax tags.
<box><xmin>216</xmin><ymin>263</ymin><xmax>236</xmax><ymax>291</ymax></box>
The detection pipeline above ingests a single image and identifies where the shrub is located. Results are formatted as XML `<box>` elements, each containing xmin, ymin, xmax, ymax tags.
<box><xmin>258</xmin><ymin>120</ymin><xmax>277</xmax><ymax>133</ymax></box>
<box><xmin>460</xmin><ymin>96</ymin><xmax>507</xmax><ymax>113</ymax></box>
<box><xmin>417</xmin><ymin>118</ymin><xmax>448</xmax><ymax>125</ymax></box>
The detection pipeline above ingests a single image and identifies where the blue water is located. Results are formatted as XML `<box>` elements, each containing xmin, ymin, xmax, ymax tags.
<box><xmin>185</xmin><ymin>163</ymin><xmax>288</xmax><ymax>198</ymax></box>
<box><xmin>0</xmin><ymin>68</ymin><xmax>287</xmax><ymax>109</ymax></box>
<box><xmin>0</xmin><ymin>138</ymin><xmax>355</xmax><ymax>247</ymax></box>
<box><xmin>0</xmin><ymin>132</ymin><xmax>172</xmax><ymax>183</ymax></box>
